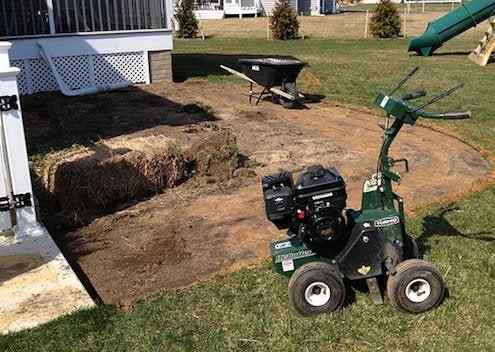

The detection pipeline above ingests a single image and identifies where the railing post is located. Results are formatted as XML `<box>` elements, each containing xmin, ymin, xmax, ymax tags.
<box><xmin>165</xmin><ymin>0</ymin><xmax>173</xmax><ymax>29</ymax></box>
<box><xmin>0</xmin><ymin>42</ymin><xmax>42</xmax><ymax>238</ymax></box>
<box><xmin>46</xmin><ymin>0</ymin><xmax>57</xmax><ymax>34</ymax></box>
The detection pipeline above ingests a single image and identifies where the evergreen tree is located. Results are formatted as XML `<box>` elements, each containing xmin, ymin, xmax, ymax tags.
<box><xmin>370</xmin><ymin>0</ymin><xmax>401</xmax><ymax>38</ymax></box>
<box><xmin>175</xmin><ymin>0</ymin><xmax>199</xmax><ymax>39</ymax></box>
<box><xmin>270</xmin><ymin>0</ymin><xmax>299</xmax><ymax>40</ymax></box>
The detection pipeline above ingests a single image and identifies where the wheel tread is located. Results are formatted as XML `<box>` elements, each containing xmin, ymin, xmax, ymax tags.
<box><xmin>387</xmin><ymin>259</ymin><xmax>445</xmax><ymax>313</ymax></box>
<box><xmin>288</xmin><ymin>261</ymin><xmax>345</xmax><ymax>316</ymax></box>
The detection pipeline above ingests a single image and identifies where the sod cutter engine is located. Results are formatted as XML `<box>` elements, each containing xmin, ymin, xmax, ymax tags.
<box><xmin>261</xmin><ymin>68</ymin><xmax>471</xmax><ymax>315</ymax></box>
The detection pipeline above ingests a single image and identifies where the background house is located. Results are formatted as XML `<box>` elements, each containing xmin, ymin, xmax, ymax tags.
<box><xmin>0</xmin><ymin>0</ymin><xmax>173</xmax><ymax>95</ymax></box>
<box><xmin>191</xmin><ymin>0</ymin><xmax>336</xmax><ymax>19</ymax></box>
<box><xmin>297</xmin><ymin>0</ymin><xmax>337</xmax><ymax>15</ymax></box>
<box><xmin>192</xmin><ymin>0</ymin><xmax>263</xmax><ymax>19</ymax></box>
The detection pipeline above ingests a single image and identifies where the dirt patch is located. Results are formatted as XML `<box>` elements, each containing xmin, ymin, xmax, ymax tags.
<box><xmin>24</xmin><ymin>82</ymin><xmax>492</xmax><ymax>306</ymax></box>
<box><xmin>184</xmin><ymin>126</ymin><xmax>239</xmax><ymax>181</ymax></box>
<box><xmin>35</xmin><ymin>127</ymin><xmax>239</xmax><ymax>230</ymax></box>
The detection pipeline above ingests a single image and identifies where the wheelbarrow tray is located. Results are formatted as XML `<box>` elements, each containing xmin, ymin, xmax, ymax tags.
<box><xmin>238</xmin><ymin>58</ymin><xmax>306</xmax><ymax>88</ymax></box>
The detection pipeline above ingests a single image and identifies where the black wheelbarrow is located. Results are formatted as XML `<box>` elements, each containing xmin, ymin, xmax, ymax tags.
<box><xmin>220</xmin><ymin>57</ymin><xmax>306</xmax><ymax>109</ymax></box>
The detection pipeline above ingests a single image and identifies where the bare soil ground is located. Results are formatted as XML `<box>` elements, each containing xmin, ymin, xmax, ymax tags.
<box><xmin>49</xmin><ymin>81</ymin><xmax>492</xmax><ymax>307</ymax></box>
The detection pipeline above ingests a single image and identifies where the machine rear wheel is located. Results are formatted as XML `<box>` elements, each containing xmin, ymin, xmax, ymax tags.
<box><xmin>288</xmin><ymin>262</ymin><xmax>346</xmax><ymax>316</ymax></box>
<box><xmin>387</xmin><ymin>259</ymin><xmax>445</xmax><ymax>313</ymax></box>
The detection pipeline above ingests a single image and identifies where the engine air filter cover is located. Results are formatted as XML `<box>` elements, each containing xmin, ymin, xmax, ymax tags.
<box><xmin>295</xmin><ymin>165</ymin><xmax>347</xmax><ymax>205</ymax></box>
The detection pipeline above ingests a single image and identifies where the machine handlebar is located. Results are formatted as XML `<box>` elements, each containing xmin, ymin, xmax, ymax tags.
<box><xmin>436</xmin><ymin>111</ymin><xmax>472</xmax><ymax>120</ymax></box>
<box><xmin>415</xmin><ymin>110</ymin><xmax>472</xmax><ymax>120</ymax></box>
<box><xmin>376</xmin><ymin>69</ymin><xmax>471</xmax><ymax>125</ymax></box>
<box><xmin>401</xmin><ymin>89</ymin><xmax>427</xmax><ymax>101</ymax></box>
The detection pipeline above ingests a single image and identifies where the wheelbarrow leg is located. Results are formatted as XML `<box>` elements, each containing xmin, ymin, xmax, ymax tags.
<box><xmin>249</xmin><ymin>82</ymin><xmax>253</xmax><ymax>105</ymax></box>
<box><xmin>256</xmin><ymin>88</ymin><xmax>268</xmax><ymax>105</ymax></box>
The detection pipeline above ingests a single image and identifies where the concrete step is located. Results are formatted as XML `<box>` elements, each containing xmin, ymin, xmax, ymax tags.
<box><xmin>0</xmin><ymin>227</ymin><xmax>94</xmax><ymax>334</ymax></box>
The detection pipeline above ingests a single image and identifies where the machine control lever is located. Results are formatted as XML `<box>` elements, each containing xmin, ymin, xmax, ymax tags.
<box><xmin>388</xmin><ymin>158</ymin><xmax>409</xmax><ymax>173</ymax></box>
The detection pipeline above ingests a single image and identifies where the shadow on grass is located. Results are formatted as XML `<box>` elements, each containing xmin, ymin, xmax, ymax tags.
<box><xmin>172</xmin><ymin>53</ymin><xmax>301</xmax><ymax>82</ymax></box>
<box><xmin>418</xmin><ymin>206</ymin><xmax>495</xmax><ymax>254</ymax></box>
<box><xmin>432</xmin><ymin>51</ymin><xmax>472</xmax><ymax>56</ymax></box>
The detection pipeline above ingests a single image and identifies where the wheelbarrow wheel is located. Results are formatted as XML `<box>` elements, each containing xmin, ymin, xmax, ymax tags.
<box><xmin>279</xmin><ymin>82</ymin><xmax>298</xmax><ymax>109</ymax></box>
<box><xmin>387</xmin><ymin>259</ymin><xmax>445</xmax><ymax>314</ymax></box>
<box><xmin>288</xmin><ymin>261</ymin><xmax>346</xmax><ymax>316</ymax></box>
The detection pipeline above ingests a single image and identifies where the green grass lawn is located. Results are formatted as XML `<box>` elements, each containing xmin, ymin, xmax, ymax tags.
<box><xmin>1</xmin><ymin>37</ymin><xmax>494</xmax><ymax>351</ymax></box>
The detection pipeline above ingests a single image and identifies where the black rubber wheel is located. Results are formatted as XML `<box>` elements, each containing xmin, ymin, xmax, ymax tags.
<box><xmin>403</xmin><ymin>234</ymin><xmax>420</xmax><ymax>259</ymax></box>
<box><xmin>387</xmin><ymin>259</ymin><xmax>445</xmax><ymax>314</ymax></box>
<box><xmin>279</xmin><ymin>98</ymin><xmax>296</xmax><ymax>109</ymax></box>
<box><xmin>288</xmin><ymin>262</ymin><xmax>346</xmax><ymax>316</ymax></box>
<box><xmin>279</xmin><ymin>82</ymin><xmax>298</xmax><ymax>109</ymax></box>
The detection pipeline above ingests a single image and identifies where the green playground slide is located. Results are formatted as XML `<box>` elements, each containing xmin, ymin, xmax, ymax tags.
<box><xmin>409</xmin><ymin>0</ymin><xmax>495</xmax><ymax>56</ymax></box>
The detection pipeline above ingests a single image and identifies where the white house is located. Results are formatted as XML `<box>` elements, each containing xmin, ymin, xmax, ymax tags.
<box><xmin>0</xmin><ymin>0</ymin><xmax>174</xmax><ymax>96</ymax></box>
<box><xmin>192</xmin><ymin>0</ymin><xmax>336</xmax><ymax>19</ymax></box>
<box><xmin>194</xmin><ymin>0</ymin><xmax>264</xmax><ymax>19</ymax></box>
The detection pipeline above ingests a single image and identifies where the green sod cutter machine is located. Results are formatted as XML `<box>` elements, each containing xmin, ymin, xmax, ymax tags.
<box><xmin>261</xmin><ymin>68</ymin><xmax>471</xmax><ymax>315</ymax></box>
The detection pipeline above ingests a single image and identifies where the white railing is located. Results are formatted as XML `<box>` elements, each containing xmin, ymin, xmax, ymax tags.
<box><xmin>195</xmin><ymin>2</ymin><xmax>222</xmax><ymax>10</ymax></box>
<box><xmin>1</xmin><ymin>0</ymin><xmax>168</xmax><ymax>38</ymax></box>
<box><xmin>0</xmin><ymin>1</ymin><xmax>51</xmax><ymax>37</ymax></box>
<box><xmin>0</xmin><ymin>42</ymin><xmax>39</xmax><ymax>236</ymax></box>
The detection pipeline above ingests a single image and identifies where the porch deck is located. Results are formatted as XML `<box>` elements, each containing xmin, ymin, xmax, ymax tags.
<box><xmin>1</xmin><ymin>0</ymin><xmax>173</xmax><ymax>95</ymax></box>
<box><xmin>1</xmin><ymin>0</ymin><xmax>170</xmax><ymax>38</ymax></box>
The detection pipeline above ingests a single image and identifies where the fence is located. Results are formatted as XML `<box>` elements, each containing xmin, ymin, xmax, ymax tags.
<box><xmin>404</xmin><ymin>0</ymin><xmax>462</xmax><ymax>13</ymax></box>
<box><xmin>0</xmin><ymin>0</ymin><xmax>168</xmax><ymax>38</ymax></box>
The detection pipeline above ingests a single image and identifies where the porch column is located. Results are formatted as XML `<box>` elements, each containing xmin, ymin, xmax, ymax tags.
<box><xmin>0</xmin><ymin>42</ymin><xmax>42</xmax><ymax>238</ymax></box>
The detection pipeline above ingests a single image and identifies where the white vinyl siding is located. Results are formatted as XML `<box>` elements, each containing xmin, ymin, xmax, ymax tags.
<box><xmin>260</xmin><ymin>0</ymin><xmax>297</xmax><ymax>16</ymax></box>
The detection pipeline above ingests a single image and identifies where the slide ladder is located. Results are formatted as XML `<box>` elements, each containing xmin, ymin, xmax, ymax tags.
<box><xmin>468</xmin><ymin>17</ymin><xmax>495</xmax><ymax>66</ymax></box>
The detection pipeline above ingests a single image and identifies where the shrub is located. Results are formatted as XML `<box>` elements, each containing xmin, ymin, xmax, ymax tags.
<box><xmin>175</xmin><ymin>0</ymin><xmax>199</xmax><ymax>39</ymax></box>
<box><xmin>270</xmin><ymin>0</ymin><xmax>299</xmax><ymax>40</ymax></box>
<box><xmin>369</xmin><ymin>0</ymin><xmax>402</xmax><ymax>38</ymax></box>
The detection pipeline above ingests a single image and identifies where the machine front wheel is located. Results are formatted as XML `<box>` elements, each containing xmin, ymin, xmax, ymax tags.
<box><xmin>387</xmin><ymin>259</ymin><xmax>445</xmax><ymax>313</ymax></box>
<box><xmin>288</xmin><ymin>262</ymin><xmax>346</xmax><ymax>316</ymax></box>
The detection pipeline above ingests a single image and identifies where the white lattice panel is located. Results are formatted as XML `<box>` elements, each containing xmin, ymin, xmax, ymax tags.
<box><xmin>53</xmin><ymin>56</ymin><xmax>92</xmax><ymax>90</ymax></box>
<box><xmin>29</xmin><ymin>58</ymin><xmax>59</xmax><ymax>93</ymax></box>
<box><xmin>94</xmin><ymin>52</ymin><xmax>146</xmax><ymax>86</ymax></box>
<box><xmin>9</xmin><ymin>52</ymin><xmax>147</xmax><ymax>95</ymax></box>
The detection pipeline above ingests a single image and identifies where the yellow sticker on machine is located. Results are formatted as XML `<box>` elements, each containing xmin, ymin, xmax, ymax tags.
<box><xmin>357</xmin><ymin>265</ymin><xmax>372</xmax><ymax>275</ymax></box>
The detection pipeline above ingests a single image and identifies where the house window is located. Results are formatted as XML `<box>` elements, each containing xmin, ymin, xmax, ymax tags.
<box><xmin>0</xmin><ymin>0</ymin><xmax>50</xmax><ymax>37</ymax></box>
<box><xmin>241</xmin><ymin>0</ymin><xmax>254</xmax><ymax>7</ymax></box>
